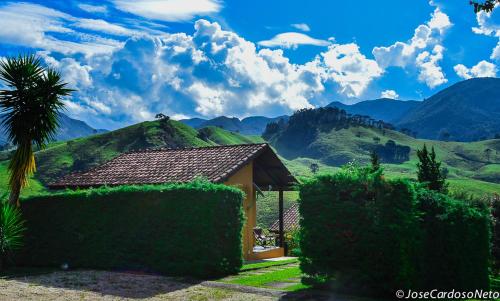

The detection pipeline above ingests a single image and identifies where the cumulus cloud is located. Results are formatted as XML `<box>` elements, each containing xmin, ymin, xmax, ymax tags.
<box><xmin>372</xmin><ymin>7</ymin><xmax>451</xmax><ymax>88</ymax></box>
<box><xmin>454</xmin><ymin>60</ymin><xmax>498</xmax><ymax>79</ymax></box>
<box><xmin>42</xmin><ymin>20</ymin><xmax>332</xmax><ymax>127</ymax></box>
<box><xmin>380</xmin><ymin>90</ymin><xmax>399</xmax><ymax>99</ymax></box>
<box><xmin>415</xmin><ymin>45</ymin><xmax>447</xmax><ymax>88</ymax></box>
<box><xmin>258</xmin><ymin>32</ymin><xmax>330</xmax><ymax>49</ymax></box>
<box><xmin>112</xmin><ymin>0</ymin><xmax>222</xmax><ymax>22</ymax></box>
<box><xmin>291</xmin><ymin>23</ymin><xmax>311</xmax><ymax>32</ymax></box>
<box><xmin>78</xmin><ymin>4</ymin><xmax>108</xmax><ymax>14</ymax></box>
<box><xmin>472</xmin><ymin>9</ymin><xmax>500</xmax><ymax>60</ymax></box>
<box><xmin>321</xmin><ymin>43</ymin><xmax>384</xmax><ymax>97</ymax></box>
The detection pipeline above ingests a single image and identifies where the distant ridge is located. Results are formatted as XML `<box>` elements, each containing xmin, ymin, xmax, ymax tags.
<box><xmin>0</xmin><ymin>113</ymin><xmax>107</xmax><ymax>145</ymax></box>
<box><xmin>180</xmin><ymin>115</ymin><xmax>288</xmax><ymax>135</ymax></box>
<box><xmin>327</xmin><ymin>98</ymin><xmax>420</xmax><ymax>123</ymax></box>
<box><xmin>396</xmin><ymin>78</ymin><xmax>500</xmax><ymax>141</ymax></box>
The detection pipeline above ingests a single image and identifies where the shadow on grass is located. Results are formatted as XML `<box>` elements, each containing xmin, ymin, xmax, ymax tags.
<box><xmin>3</xmin><ymin>268</ymin><xmax>203</xmax><ymax>299</ymax></box>
<box><xmin>279</xmin><ymin>288</ymin><xmax>385</xmax><ymax>301</ymax></box>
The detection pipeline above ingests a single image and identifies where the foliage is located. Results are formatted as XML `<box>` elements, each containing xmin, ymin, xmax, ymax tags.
<box><xmin>16</xmin><ymin>181</ymin><xmax>245</xmax><ymax>278</ymax></box>
<box><xmin>0</xmin><ymin>54</ymin><xmax>72</xmax><ymax>205</ymax></box>
<box><xmin>298</xmin><ymin>168</ymin><xmax>491</xmax><ymax>297</ymax></box>
<box><xmin>298</xmin><ymin>168</ymin><xmax>421</xmax><ymax>296</ymax></box>
<box><xmin>471</xmin><ymin>0</ymin><xmax>499</xmax><ymax>12</ymax></box>
<box><xmin>416</xmin><ymin>144</ymin><xmax>448</xmax><ymax>193</ymax></box>
<box><xmin>0</xmin><ymin>199</ymin><xmax>26</xmax><ymax>269</ymax></box>
<box><xmin>373</xmin><ymin>139</ymin><xmax>411</xmax><ymax>163</ymax></box>
<box><xmin>285</xmin><ymin>227</ymin><xmax>301</xmax><ymax>256</ymax></box>
<box><xmin>370</xmin><ymin>151</ymin><xmax>380</xmax><ymax>172</ymax></box>
<box><xmin>416</xmin><ymin>188</ymin><xmax>491</xmax><ymax>290</ymax></box>
<box><xmin>309</xmin><ymin>163</ymin><xmax>319</xmax><ymax>174</ymax></box>
<box><xmin>491</xmin><ymin>194</ymin><xmax>500</xmax><ymax>274</ymax></box>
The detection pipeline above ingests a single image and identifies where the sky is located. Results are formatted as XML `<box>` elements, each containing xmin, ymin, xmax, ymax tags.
<box><xmin>0</xmin><ymin>0</ymin><xmax>499</xmax><ymax>129</ymax></box>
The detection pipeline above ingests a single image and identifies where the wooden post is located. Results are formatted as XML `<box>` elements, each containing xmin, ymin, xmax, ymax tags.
<box><xmin>279</xmin><ymin>188</ymin><xmax>284</xmax><ymax>248</ymax></box>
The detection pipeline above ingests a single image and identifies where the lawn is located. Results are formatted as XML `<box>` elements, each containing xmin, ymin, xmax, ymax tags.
<box><xmin>220</xmin><ymin>258</ymin><xmax>310</xmax><ymax>292</ymax></box>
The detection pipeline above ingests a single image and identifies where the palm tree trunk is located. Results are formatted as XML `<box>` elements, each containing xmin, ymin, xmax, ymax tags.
<box><xmin>8</xmin><ymin>182</ymin><xmax>21</xmax><ymax>207</ymax></box>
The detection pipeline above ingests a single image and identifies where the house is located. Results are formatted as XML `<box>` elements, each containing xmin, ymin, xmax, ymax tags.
<box><xmin>50</xmin><ymin>143</ymin><xmax>297</xmax><ymax>260</ymax></box>
<box><xmin>269</xmin><ymin>203</ymin><xmax>299</xmax><ymax>233</ymax></box>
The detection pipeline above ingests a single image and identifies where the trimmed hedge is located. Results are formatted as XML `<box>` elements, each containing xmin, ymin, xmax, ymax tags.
<box><xmin>16</xmin><ymin>181</ymin><xmax>245</xmax><ymax>278</ymax></box>
<box><xmin>299</xmin><ymin>168</ymin><xmax>491</xmax><ymax>296</ymax></box>
<box><xmin>299</xmin><ymin>169</ymin><xmax>421</xmax><ymax>295</ymax></box>
<box><xmin>417</xmin><ymin>189</ymin><xmax>490</xmax><ymax>290</ymax></box>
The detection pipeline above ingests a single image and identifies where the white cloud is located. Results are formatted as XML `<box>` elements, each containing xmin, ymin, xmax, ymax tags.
<box><xmin>472</xmin><ymin>9</ymin><xmax>500</xmax><ymax>60</ymax></box>
<box><xmin>380</xmin><ymin>90</ymin><xmax>399</xmax><ymax>99</ymax></box>
<box><xmin>0</xmin><ymin>2</ymin><xmax>122</xmax><ymax>56</ymax></box>
<box><xmin>321</xmin><ymin>43</ymin><xmax>384</xmax><ymax>97</ymax></box>
<box><xmin>291</xmin><ymin>23</ymin><xmax>311</xmax><ymax>32</ymax></box>
<box><xmin>112</xmin><ymin>0</ymin><xmax>222</xmax><ymax>22</ymax></box>
<box><xmin>416</xmin><ymin>45</ymin><xmax>447</xmax><ymax>88</ymax></box>
<box><xmin>372</xmin><ymin>7</ymin><xmax>451</xmax><ymax>88</ymax></box>
<box><xmin>44</xmin><ymin>20</ymin><xmax>332</xmax><ymax>126</ymax></box>
<box><xmin>258</xmin><ymin>32</ymin><xmax>330</xmax><ymax>49</ymax></box>
<box><xmin>454</xmin><ymin>60</ymin><xmax>498</xmax><ymax>79</ymax></box>
<box><xmin>72</xmin><ymin>18</ymin><xmax>139</xmax><ymax>36</ymax></box>
<box><xmin>78</xmin><ymin>4</ymin><xmax>108</xmax><ymax>14</ymax></box>
<box><xmin>40</xmin><ymin>19</ymin><xmax>387</xmax><ymax>128</ymax></box>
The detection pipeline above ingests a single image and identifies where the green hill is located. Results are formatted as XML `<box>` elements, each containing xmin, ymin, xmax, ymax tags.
<box><xmin>397</xmin><ymin>78</ymin><xmax>500</xmax><ymax>141</ymax></box>
<box><xmin>0</xmin><ymin>119</ymin><xmax>263</xmax><ymax>195</ymax></box>
<box><xmin>266</xmin><ymin>108</ymin><xmax>500</xmax><ymax>196</ymax></box>
<box><xmin>1</xmin><ymin>114</ymin><xmax>498</xmax><ymax>198</ymax></box>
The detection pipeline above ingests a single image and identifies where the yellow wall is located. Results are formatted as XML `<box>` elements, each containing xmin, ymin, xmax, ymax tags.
<box><xmin>224</xmin><ymin>161</ymin><xmax>256</xmax><ymax>260</ymax></box>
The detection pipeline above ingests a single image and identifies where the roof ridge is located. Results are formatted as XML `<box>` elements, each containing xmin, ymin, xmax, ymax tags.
<box><xmin>124</xmin><ymin>143</ymin><xmax>269</xmax><ymax>154</ymax></box>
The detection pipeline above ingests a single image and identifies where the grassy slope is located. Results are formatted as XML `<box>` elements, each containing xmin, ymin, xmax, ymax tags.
<box><xmin>272</xmin><ymin>126</ymin><xmax>500</xmax><ymax>196</ymax></box>
<box><xmin>202</xmin><ymin>126</ymin><xmax>265</xmax><ymax>145</ymax></box>
<box><xmin>1</xmin><ymin>121</ymin><xmax>498</xmax><ymax>198</ymax></box>
<box><xmin>0</xmin><ymin>121</ymin><xmax>265</xmax><ymax>196</ymax></box>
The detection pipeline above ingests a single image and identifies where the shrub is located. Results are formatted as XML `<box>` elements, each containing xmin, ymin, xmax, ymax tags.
<box><xmin>285</xmin><ymin>227</ymin><xmax>301</xmax><ymax>256</ymax></box>
<box><xmin>299</xmin><ymin>168</ymin><xmax>421</xmax><ymax>296</ymax></box>
<box><xmin>16</xmin><ymin>181</ymin><xmax>245</xmax><ymax>278</ymax></box>
<box><xmin>299</xmin><ymin>168</ymin><xmax>491</xmax><ymax>296</ymax></box>
<box><xmin>416</xmin><ymin>189</ymin><xmax>490</xmax><ymax>290</ymax></box>
<box><xmin>492</xmin><ymin>194</ymin><xmax>500</xmax><ymax>275</ymax></box>
<box><xmin>0</xmin><ymin>199</ymin><xmax>26</xmax><ymax>270</ymax></box>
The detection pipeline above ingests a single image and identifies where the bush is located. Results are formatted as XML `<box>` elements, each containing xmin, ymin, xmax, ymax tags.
<box><xmin>417</xmin><ymin>189</ymin><xmax>490</xmax><ymax>290</ymax></box>
<box><xmin>492</xmin><ymin>194</ymin><xmax>500</xmax><ymax>275</ymax></box>
<box><xmin>299</xmin><ymin>168</ymin><xmax>491</xmax><ymax>296</ymax></box>
<box><xmin>285</xmin><ymin>227</ymin><xmax>301</xmax><ymax>257</ymax></box>
<box><xmin>16</xmin><ymin>181</ymin><xmax>245</xmax><ymax>278</ymax></box>
<box><xmin>0</xmin><ymin>199</ymin><xmax>26</xmax><ymax>270</ymax></box>
<box><xmin>299</xmin><ymin>168</ymin><xmax>421</xmax><ymax>296</ymax></box>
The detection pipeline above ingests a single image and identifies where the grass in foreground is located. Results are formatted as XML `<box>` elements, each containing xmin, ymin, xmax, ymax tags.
<box><xmin>240</xmin><ymin>258</ymin><xmax>299</xmax><ymax>271</ymax></box>
<box><xmin>226</xmin><ymin>266</ymin><xmax>308</xmax><ymax>291</ymax></box>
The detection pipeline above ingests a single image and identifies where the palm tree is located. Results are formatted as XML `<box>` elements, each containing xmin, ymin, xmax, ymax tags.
<box><xmin>0</xmin><ymin>55</ymin><xmax>72</xmax><ymax>206</ymax></box>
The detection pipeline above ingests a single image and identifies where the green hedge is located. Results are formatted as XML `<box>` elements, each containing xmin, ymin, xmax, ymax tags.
<box><xmin>16</xmin><ymin>181</ymin><xmax>245</xmax><ymax>278</ymax></box>
<box><xmin>417</xmin><ymin>189</ymin><xmax>490</xmax><ymax>290</ymax></box>
<box><xmin>299</xmin><ymin>169</ymin><xmax>491</xmax><ymax>296</ymax></box>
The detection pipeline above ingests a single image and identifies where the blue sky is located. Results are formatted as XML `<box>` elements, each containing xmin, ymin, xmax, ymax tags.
<box><xmin>0</xmin><ymin>0</ymin><xmax>499</xmax><ymax>129</ymax></box>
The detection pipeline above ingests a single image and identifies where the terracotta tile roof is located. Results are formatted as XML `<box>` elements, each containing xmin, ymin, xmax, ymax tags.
<box><xmin>269</xmin><ymin>203</ymin><xmax>299</xmax><ymax>232</ymax></box>
<box><xmin>50</xmin><ymin>143</ymin><xmax>295</xmax><ymax>189</ymax></box>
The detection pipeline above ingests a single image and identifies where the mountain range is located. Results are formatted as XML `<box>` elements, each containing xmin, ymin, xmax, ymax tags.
<box><xmin>0</xmin><ymin>113</ymin><xmax>107</xmax><ymax>146</ymax></box>
<box><xmin>180</xmin><ymin>116</ymin><xmax>288</xmax><ymax>135</ymax></box>
<box><xmin>327</xmin><ymin>99</ymin><xmax>420</xmax><ymax>123</ymax></box>
<box><xmin>182</xmin><ymin>78</ymin><xmax>500</xmax><ymax>142</ymax></box>
<box><xmin>396</xmin><ymin>78</ymin><xmax>500</xmax><ymax>141</ymax></box>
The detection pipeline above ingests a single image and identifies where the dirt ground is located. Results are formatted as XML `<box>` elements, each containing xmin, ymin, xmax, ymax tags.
<box><xmin>0</xmin><ymin>270</ymin><xmax>278</xmax><ymax>301</ymax></box>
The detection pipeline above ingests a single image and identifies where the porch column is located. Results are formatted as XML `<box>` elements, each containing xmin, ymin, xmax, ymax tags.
<box><xmin>278</xmin><ymin>188</ymin><xmax>284</xmax><ymax>248</ymax></box>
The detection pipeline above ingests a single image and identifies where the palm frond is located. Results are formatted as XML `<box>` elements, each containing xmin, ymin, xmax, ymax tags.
<box><xmin>0</xmin><ymin>201</ymin><xmax>26</xmax><ymax>253</ymax></box>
